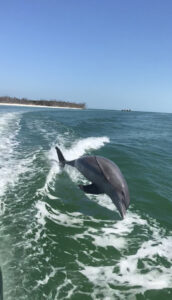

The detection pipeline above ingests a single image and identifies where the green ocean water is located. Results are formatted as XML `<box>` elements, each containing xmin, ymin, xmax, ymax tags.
<box><xmin>0</xmin><ymin>105</ymin><xmax>172</xmax><ymax>300</ymax></box>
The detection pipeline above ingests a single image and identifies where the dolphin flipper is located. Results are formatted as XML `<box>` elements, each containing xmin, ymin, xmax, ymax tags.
<box><xmin>79</xmin><ymin>183</ymin><xmax>103</xmax><ymax>195</ymax></box>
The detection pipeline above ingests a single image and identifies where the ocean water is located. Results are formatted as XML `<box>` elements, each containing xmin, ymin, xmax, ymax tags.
<box><xmin>0</xmin><ymin>105</ymin><xmax>172</xmax><ymax>300</ymax></box>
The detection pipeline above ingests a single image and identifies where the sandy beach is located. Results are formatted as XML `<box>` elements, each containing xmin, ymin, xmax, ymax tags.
<box><xmin>0</xmin><ymin>103</ymin><xmax>81</xmax><ymax>109</ymax></box>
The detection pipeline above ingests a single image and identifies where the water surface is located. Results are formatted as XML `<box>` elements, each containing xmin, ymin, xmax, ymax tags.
<box><xmin>0</xmin><ymin>106</ymin><xmax>172</xmax><ymax>299</ymax></box>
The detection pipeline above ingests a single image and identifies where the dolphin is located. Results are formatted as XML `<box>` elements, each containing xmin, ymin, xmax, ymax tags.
<box><xmin>0</xmin><ymin>267</ymin><xmax>3</xmax><ymax>300</ymax></box>
<box><xmin>55</xmin><ymin>147</ymin><xmax>130</xmax><ymax>219</ymax></box>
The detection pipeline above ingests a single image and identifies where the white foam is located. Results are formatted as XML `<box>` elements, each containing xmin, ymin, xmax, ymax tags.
<box><xmin>0</xmin><ymin>112</ymin><xmax>38</xmax><ymax>215</ymax></box>
<box><xmin>79</xmin><ymin>212</ymin><xmax>172</xmax><ymax>297</ymax></box>
<box><xmin>61</xmin><ymin>136</ymin><xmax>110</xmax><ymax>161</ymax></box>
<box><xmin>55</xmin><ymin>276</ymin><xmax>77</xmax><ymax>299</ymax></box>
<box><xmin>88</xmin><ymin>194</ymin><xmax>116</xmax><ymax>211</ymax></box>
<box><xmin>118</xmin><ymin>237</ymin><xmax>172</xmax><ymax>289</ymax></box>
<box><xmin>36</xmin><ymin>267</ymin><xmax>56</xmax><ymax>286</ymax></box>
<box><xmin>0</xmin><ymin>113</ymin><xmax>20</xmax><ymax>214</ymax></box>
<box><xmin>92</xmin><ymin>232</ymin><xmax>126</xmax><ymax>250</ymax></box>
<box><xmin>35</xmin><ymin>200</ymin><xmax>84</xmax><ymax>228</ymax></box>
<box><xmin>116</xmin><ymin>222</ymin><xmax>172</xmax><ymax>290</ymax></box>
<box><xmin>74</xmin><ymin>211</ymin><xmax>146</xmax><ymax>251</ymax></box>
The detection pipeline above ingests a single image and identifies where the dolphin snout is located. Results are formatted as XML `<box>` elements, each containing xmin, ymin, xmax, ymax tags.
<box><xmin>110</xmin><ymin>191</ymin><xmax>128</xmax><ymax>219</ymax></box>
<box><xmin>117</xmin><ymin>200</ymin><xmax>126</xmax><ymax>219</ymax></box>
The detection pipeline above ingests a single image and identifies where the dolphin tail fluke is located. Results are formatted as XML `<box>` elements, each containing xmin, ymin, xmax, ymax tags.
<box><xmin>0</xmin><ymin>267</ymin><xmax>3</xmax><ymax>300</ymax></box>
<box><xmin>55</xmin><ymin>147</ymin><xmax>66</xmax><ymax>167</ymax></box>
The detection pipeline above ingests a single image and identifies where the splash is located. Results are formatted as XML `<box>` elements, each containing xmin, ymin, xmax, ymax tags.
<box><xmin>35</xmin><ymin>200</ymin><xmax>84</xmax><ymax>228</ymax></box>
<box><xmin>0</xmin><ymin>113</ymin><xmax>20</xmax><ymax>214</ymax></box>
<box><xmin>79</xmin><ymin>212</ymin><xmax>172</xmax><ymax>297</ymax></box>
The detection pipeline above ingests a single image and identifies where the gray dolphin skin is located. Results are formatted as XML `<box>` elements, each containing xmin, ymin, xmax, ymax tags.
<box><xmin>55</xmin><ymin>147</ymin><xmax>130</xmax><ymax>219</ymax></box>
<box><xmin>0</xmin><ymin>267</ymin><xmax>3</xmax><ymax>300</ymax></box>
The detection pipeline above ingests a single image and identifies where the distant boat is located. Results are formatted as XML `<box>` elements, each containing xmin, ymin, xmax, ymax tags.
<box><xmin>121</xmin><ymin>109</ymin><xmax>132</xmax><ymax>112</ymax></box>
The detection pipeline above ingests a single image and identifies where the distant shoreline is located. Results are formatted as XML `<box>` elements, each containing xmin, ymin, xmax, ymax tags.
<box><xmin>0</xmin><ymin>103</ymin><xmax>81</xmax><ymax>109</ymax></box>
<box><xmin>0</xmin><ymin>96</ymin><xmax>86</xmax><ymax>109</ymax></box>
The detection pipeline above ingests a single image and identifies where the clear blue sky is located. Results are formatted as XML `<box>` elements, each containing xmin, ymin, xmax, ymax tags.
<box><xmin>0</xmin><ymin>0</ymin><xmax>172</xmax><ymax>112</ymax></box>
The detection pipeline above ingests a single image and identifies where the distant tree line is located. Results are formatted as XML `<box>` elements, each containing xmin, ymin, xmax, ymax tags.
<box><xmin>0</xmin><ymin>96</ymin><xmax>86</xmax><ymax>109</ymax></box>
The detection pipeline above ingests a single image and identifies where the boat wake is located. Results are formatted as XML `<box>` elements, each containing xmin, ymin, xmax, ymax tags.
<box><xmin>34</xmin><ymin>134</ymin><xmax>172</xmax><ymax>299</ymax></box>
<box><xmin>1</xmin><ymin>111</ymin><xmax>171</xmax><ymax>299</ymax></box>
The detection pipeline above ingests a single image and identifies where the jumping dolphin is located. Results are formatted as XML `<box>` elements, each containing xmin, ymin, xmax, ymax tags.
<box><xmin>55</xmin><ymin>147</ymin><xmax>130</xmax><ymax>219</ymax></box>
<box><xmin>0</xmin><ymin>267</ymin><xmax>3</xmax><ymax>300</ymax></box>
